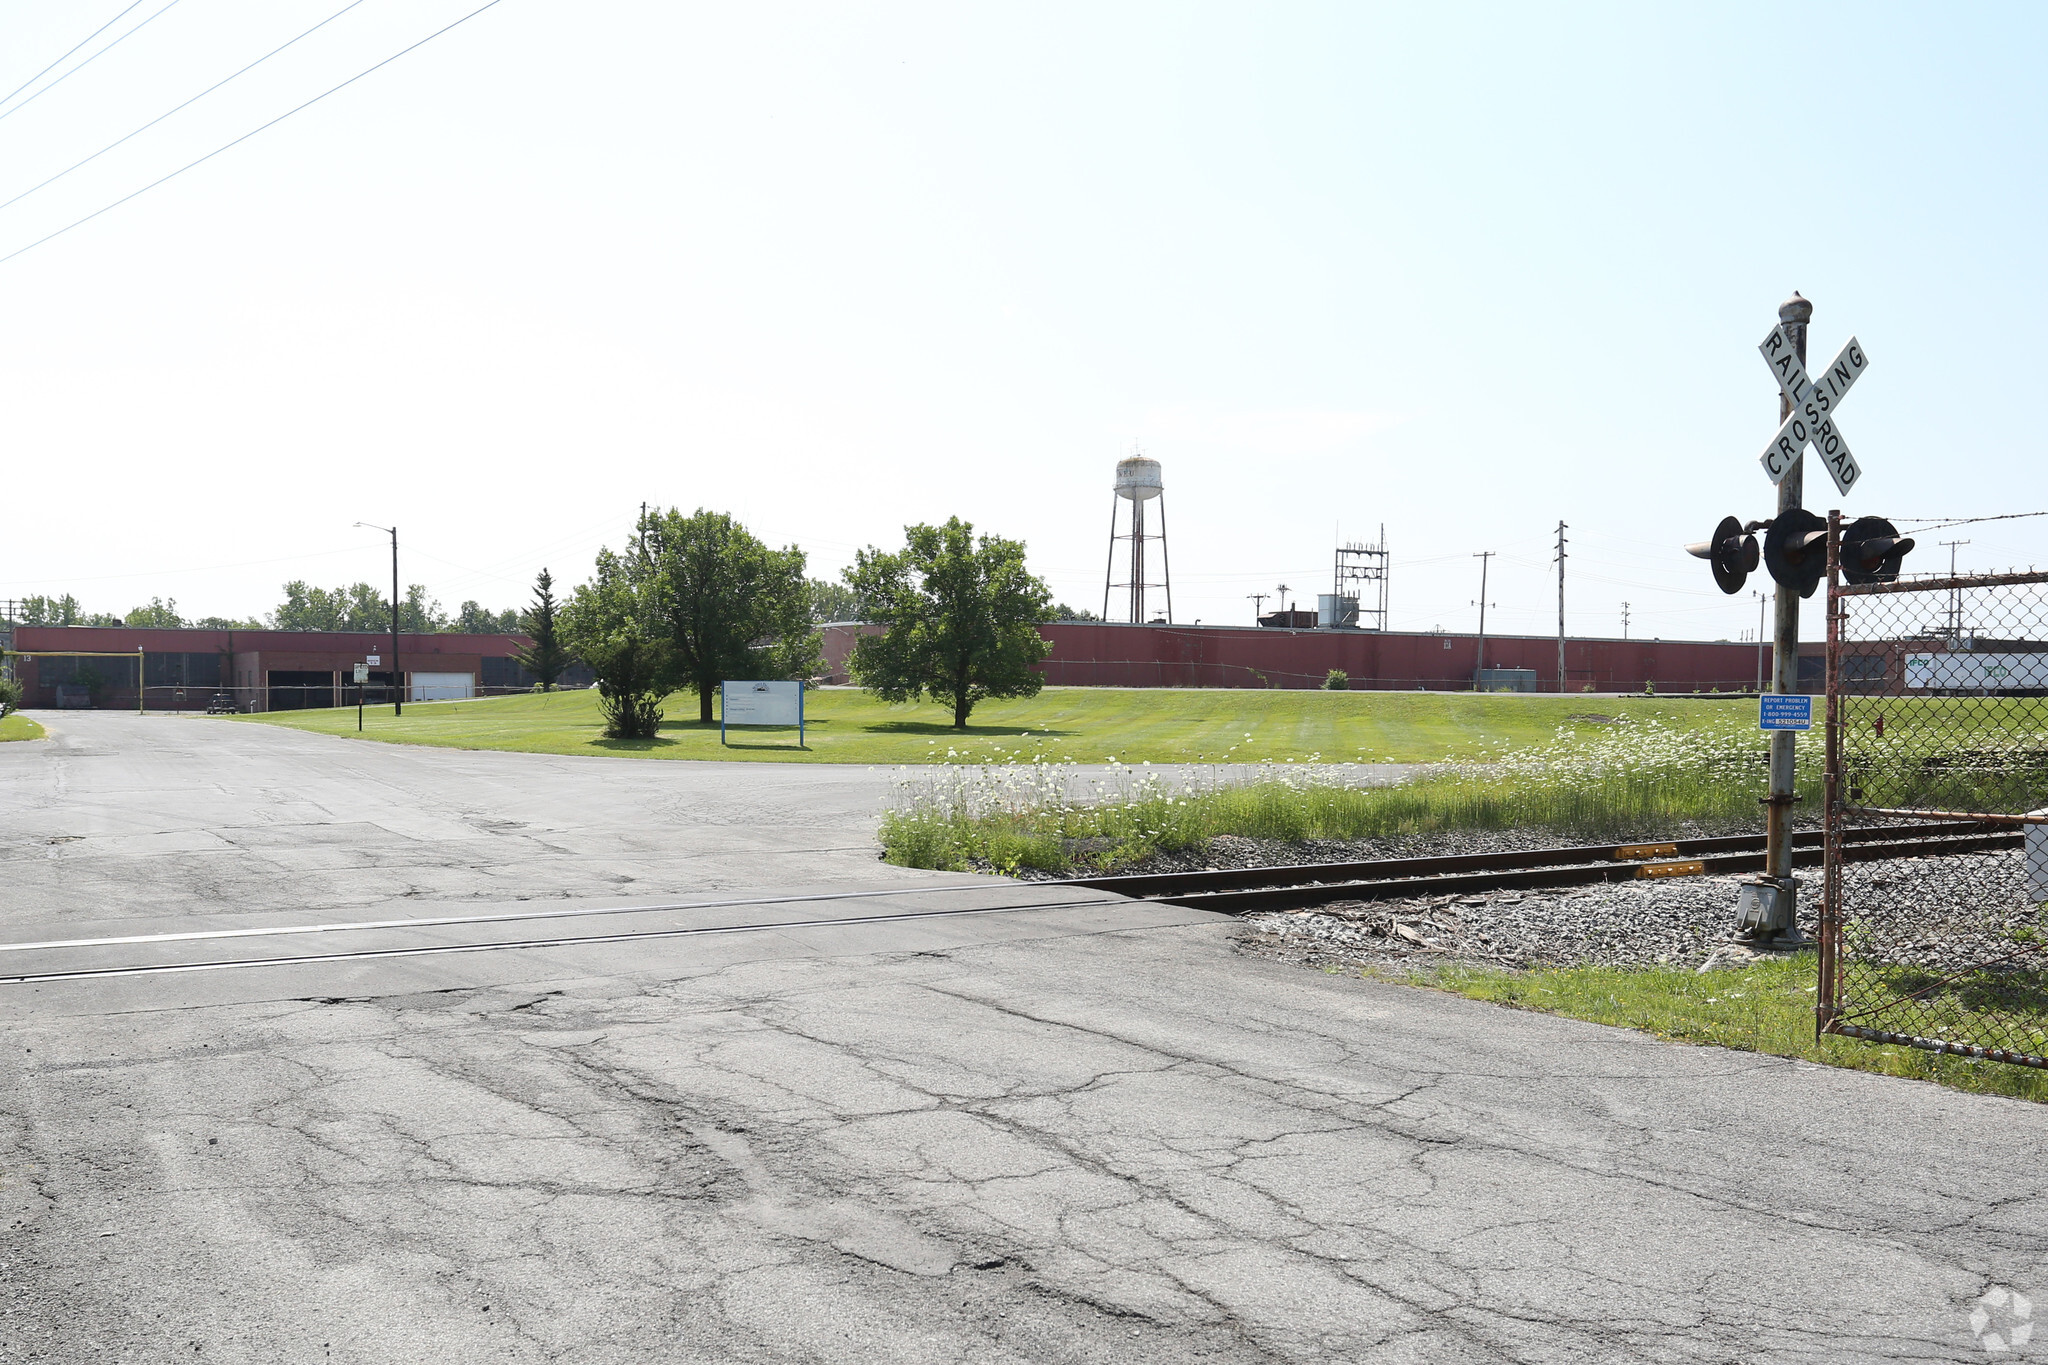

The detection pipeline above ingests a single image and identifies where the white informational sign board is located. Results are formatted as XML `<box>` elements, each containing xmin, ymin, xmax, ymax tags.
<box><xmin>1904</xmin><ymin>653</ymin><xmax>2048</xmax><ymax>692</ymax></box>
<box><xmin>721</xmin><ymin>680</ymin><xmax>805</xmax><ymax>746</ymax></box>
<box><xmin>353</xmin><ymin>663</ymin><xmax>369</xmax><ymax>684</ymax></box>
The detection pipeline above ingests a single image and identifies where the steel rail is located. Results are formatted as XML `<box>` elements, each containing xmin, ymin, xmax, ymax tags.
<box><xmin>0</xmin><ymin>894</ymin><xmax>1130</xmax><ymax>987</ymax></box>
<box><xmin>1057</xmin><ymin>821</ymin><xmax>2005</xmax><ymax>900</ymax></box>
<box><xmin>1058</xmin><ymin>826</ymin><xmax>2021</xmax><ymax>914</ymax></box>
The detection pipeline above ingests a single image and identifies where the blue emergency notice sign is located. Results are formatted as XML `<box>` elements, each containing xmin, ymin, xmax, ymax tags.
<box><xmin>1759</xmin><ymin>694</ymin><xmax>1813</xmax><ymax>731</ymax></box>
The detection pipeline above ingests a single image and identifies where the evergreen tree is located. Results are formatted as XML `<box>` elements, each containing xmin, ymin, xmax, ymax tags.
<box><xmin>514</xmin><ymin>568</ymin><xmax>569</xmax><ymax>691</ymax></box>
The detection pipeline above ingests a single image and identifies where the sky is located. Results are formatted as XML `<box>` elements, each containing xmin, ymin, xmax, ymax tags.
<box><xmin>1</xmin><ymin>1</ymin><xmax>2045</xmax><ymax>642</ymax></box>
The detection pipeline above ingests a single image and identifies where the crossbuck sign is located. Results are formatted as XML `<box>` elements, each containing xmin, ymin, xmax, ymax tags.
<box><xmin>1758</xmin><ymin>324</ymin><xmax>1868</xmax><ymax>496</ymax></box>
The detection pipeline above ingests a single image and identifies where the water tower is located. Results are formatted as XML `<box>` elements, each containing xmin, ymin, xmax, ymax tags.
<box><xmin>1102</xmin><ymin>454</ymin><xmax>1173</xmax><ymax>624</ymax></box>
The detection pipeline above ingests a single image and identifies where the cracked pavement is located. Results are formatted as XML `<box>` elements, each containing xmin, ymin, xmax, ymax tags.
<box><xmin>3</xmin><ymin>712</ymin><xmax>2046</xmax><ymax>1362</ymax></box>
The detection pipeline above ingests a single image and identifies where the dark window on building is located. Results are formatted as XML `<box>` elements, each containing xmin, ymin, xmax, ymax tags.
<box><xmin>267</xmin><ymin>670</ymin><xmax>336</xmax><ymax>711</ymax></box>
<box><xmin>478</xmin><ymin>656</ymin><xmax>595</xmax><ymax>692</ymax></box>
<box><xmin>143</xmin><ymin>652</ymin><xmax>224</xmax><ymax>688</ymax></box>
<box><xmin>480</xmin><ymin>656</ymin><xmax>529</xmax><ymax>690</ymax></box>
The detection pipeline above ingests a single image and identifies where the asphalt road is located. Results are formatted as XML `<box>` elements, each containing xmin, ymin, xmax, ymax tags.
<box><xmin>3</xmin><ymin>711</ymin><xmax>2045</xmax><ymax>1363</ymax></box>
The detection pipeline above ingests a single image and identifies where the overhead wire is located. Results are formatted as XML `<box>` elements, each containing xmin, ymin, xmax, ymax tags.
<box><xmin>0</xmin><ymin>0</ymin><xmax>183</xmax><ymax>128</ymax></box>
<box><xmin>0</xmin><ymin>1</ymin><xmax>148</xmax><ymax>111</ymax></box>
<box><xmin>0</xmin><ymin>0</ymin><xmax>372</xmax><ymax>218</ymax></box>
<box><xmin>0</xmin><ymin>0</ymin><xmax>507</xmax><ymax>268</ymax></box>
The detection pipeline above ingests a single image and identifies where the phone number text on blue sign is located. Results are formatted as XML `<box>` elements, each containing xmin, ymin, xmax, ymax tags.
<box><xmin>1759</xmin><ymin>694</ymin><xmax>1813</xmax><ymax>731</ymax></box>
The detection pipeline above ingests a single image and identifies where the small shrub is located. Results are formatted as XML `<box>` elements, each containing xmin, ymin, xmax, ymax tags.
<box><xmin>1323</xmin><ymin>669</ymin><xmax>1350</xmax><ymax>691</ymax></box>
<box><xmin>0</xmin><ymin>675</ymin><xmax>19</xmax><ymax>718</ymax></box>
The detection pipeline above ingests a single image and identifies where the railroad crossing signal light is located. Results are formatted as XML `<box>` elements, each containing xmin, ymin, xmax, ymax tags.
<box><xmin>1763</xmin><ymin>507</ymin><xmax>1829</xmax><ymax>598</ymax></box>
<box><xmin>1839</xmin><ymin>515</ymin><xmax>1915</xmax><ymax>586</ymax></box>
<box><xmin>1685</xmin><ymin>515</ymin><xmax>1760</xmax><ymax>595</ymax></box>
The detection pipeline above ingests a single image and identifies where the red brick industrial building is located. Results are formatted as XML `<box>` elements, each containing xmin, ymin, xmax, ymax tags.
<box><xmin>821</xmin><ymin>621</ymin><xmax>1810</xmax><ymax>693</ymax></box>
<box><xmin>8</xmin><ymin>625</ymin><xmax>572</xmax><ymax>711</ymax></box>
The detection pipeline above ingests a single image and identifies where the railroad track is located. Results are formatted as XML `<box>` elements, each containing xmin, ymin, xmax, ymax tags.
<box><xmin>1</xmin><ymin>824</ymin><xmax>2015</xmax><ymax>985</ymax></box>
<box><xmin>1056</xmin><ymin>822</ymin><xmax>2021</xmax><ymax>914</ymax></box>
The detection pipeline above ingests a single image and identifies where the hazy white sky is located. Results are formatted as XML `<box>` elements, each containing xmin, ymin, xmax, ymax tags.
<box><xmin>2</xmin><ymin>1</ymin><xmax>2043</xmax><ymax>640</ymax></box>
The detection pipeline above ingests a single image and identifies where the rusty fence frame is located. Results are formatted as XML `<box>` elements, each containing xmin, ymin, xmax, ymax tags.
<box><xmin>1818</xmin><ymin>514</ymin><xmax>2048</xmax><ymax>1066</ymax></box>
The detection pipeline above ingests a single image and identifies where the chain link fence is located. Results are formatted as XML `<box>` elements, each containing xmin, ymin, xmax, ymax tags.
<box><xmin>1821</xmin><ymin>537</ymin><xmax>2048</xmax><ymax>1067</ymax></box>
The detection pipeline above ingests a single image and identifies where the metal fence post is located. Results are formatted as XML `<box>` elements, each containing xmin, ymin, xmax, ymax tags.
<box><xmin>1818</xmin><ymin>510</ymin><xmax>1843</xmax><ymax>1034</ymax></box>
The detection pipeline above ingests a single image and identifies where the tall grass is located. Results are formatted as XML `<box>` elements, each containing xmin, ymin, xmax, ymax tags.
<box><xmin>880</xmin><ymin>714</ymin><xmax>1818</xmax><ymax>872</ymax></box>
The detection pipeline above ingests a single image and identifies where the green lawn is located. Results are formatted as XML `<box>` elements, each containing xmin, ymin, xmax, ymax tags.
<box><xmin>0</xmin><ymin>713</ymin><xmax>43</xmax><ymax>742</ymax></box>
<box><xmin>1400</xmin><ymin>955</ymin><xmax>2048</xmax><ymax>1103</ymax></box>
<box><xmin>235</xmin><ymin>686</ymin><xmax>1750</xmax><ymax>765</ymax></box>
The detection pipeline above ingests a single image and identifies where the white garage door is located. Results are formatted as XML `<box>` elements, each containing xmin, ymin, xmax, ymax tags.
<box><xmin>410</xmin><ymin>672</ymin><xmax>475</xmax><ymax>702</ymax></box>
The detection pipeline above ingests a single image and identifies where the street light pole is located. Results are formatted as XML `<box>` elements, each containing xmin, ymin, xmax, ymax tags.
<box><xmin>355</xmin><ymin>522</ymin><xmax>401</xmax><ymax>716</ymax></box>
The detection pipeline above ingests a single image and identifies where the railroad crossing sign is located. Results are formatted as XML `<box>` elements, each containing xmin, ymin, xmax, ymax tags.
<box><xmin>1757</xmin><ymin>324</ymin><xmax>1868</xmax><ymax>496</ymax></box>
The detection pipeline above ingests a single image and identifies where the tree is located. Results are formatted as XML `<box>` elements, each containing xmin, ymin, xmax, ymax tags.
<box><xmin>1050</xmin><ymin>602</ymin><xmax>1100</xmax><ymax>622</ymax></box>
<box><xmin>807</xmin><ymin>577</ymin><xmax>864</xmax><ymax>624</ymax></box>
<box><xmin>641</xmin><ymin>507</ymin><xmax>819</xmax><ymax>723</ymax></box>
<box><xmin>454</xmin><ymin>600</ymin><xmax>509</xmax><ymax>634</ymax></box>
<box><xmin>81</xmin><ymin>612</ymin><xmax>121</xmax><ymax>627</ymax></box>
<box><xmin>272</xmin><ymin>582</ymin><xmax>344</xmax><ymax>631</ymax></box>
<box><xmin>124</xmin><ymin>597</ymin><xmax>183</xmax><ymax>628</ymax></box>
<box><xmin>514</xmin><ymin>568</ymin><xmax>569</xmax><ymax>691</ymax></box>
<box><xmin>192</xmin><ymin>615</ymin><xmax>263</xmax><ymax>630</ymax></box>
<box><xmin>845</xmin><ymin>516</ymin><xmax>1053</xmax><ymax>729</ymax></box>
<box><xmin>19</xmin><ymin>594</ymin><xmax>81</xmax><ymax>626</ymax></box>
<box><xmin>558</xmin><ymin>549</ymin><xmax>671</xmax><ymax>739</ymax></box>
<box><xmin>400</xmin><ymin>585</ymin><xmax>447</xmax><ymax>634</ymax></box>
<box><xmin>341</xmin><ymin>584</ymin><xmax>387</xmax><ymax>632</ymax></box>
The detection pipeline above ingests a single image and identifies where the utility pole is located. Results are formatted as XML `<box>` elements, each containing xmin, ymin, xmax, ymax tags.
<box><xmin>1758</xmin><ymin>292</ymin><xmax>1810</xmax><ymax>941</ymax></box>
<box><xmin>1941</xmin><ymin>539</ymin><xmax>1971</xmax><ymax>637</ymax></box>
<box><xmin>1246</xmin><ymin>592</ymin><xmax>1268</xmax><ymax>622</ymax></box>
<box><xmin>1471</xmin><ymin>552</ymin><xmax>1494</xmax><ymax>689</ymax></box>
<box><xmin>1752</xmin><ymin>589</ymin><xmax>1769</xmax><ymax>692</ymax></box>
<box><xmin>1621</xmin><ymin>602</ymin><xmax>1630</xmax><ymax>640</ymax></box>
<box><xmin>355</xmin><ymin>522</ymin><xmax>402</xmax><ymax>716</ymax></box>
<box><xmin>1277</xmin><ymin>584</ymin><xmax>1291</xmax><ymax>621</ymax></box>
<box><xmin>1554</xmin><ymin>521</ymin><xmax>1569</xmax><ymax>692</ymax></box>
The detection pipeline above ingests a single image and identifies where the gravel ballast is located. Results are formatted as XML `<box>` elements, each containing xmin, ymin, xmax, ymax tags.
<box><xmin>1235</xmin><ymin>849</ymin><xmax>2045</xmax><ymax>975</ymax></box>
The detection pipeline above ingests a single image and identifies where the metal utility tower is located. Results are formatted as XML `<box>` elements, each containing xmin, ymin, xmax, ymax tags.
<box><xmin>1941</xmin><ymin>539</ymin><xmax>1972</xmax><ymax>638</ymax></box>
<box><xmin>1331</xmin><ymin>528</ymin><xmax>1390</xmax><ymax>631</ymax></box>
<box><xmin>1102</xmin><ymin>454</ymin><xmax>1173</xmax><ymax>623</ymax></box>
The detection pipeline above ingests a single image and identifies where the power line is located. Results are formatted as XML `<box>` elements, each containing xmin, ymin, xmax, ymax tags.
<box><xmin>0</xmin><ymin>0</ymin><xmax>372</xmax><ymax>218</ymax></box>
<box><xmin>0</xmin><ymin>0</ymin><xmax>184</xmax><ymax>129</ymax></box>
<box><xmin>0</xmin><ymin>0</ymin><xmax>507</xmax><ymax>269</ymax></box>
<box><xmin>0</xmin><ymin>2</ymin><xmax>148</xmax><ymax>111</ymax></box>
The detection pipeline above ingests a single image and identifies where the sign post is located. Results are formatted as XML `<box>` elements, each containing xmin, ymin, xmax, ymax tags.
<box><xmin>1741</xmin><ymin>293</ymin><xmax>1874</xmax><ymax>942</ymax></box>
<box><xmin>354</xmin><ymin>662</ymin><xmax>370</xmax><ymax>731</ymax></box>
<box><xmin>718</xmin><ymin>681</ymin><xmax>805</xmax><ymax>749</ymax></box>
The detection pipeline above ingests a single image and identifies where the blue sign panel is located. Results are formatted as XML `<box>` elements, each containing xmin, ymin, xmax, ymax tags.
<box><xmin>1759</xmin><ymin>694</ymin><xmax>1813</xmax><ymax>731</ymax></box>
